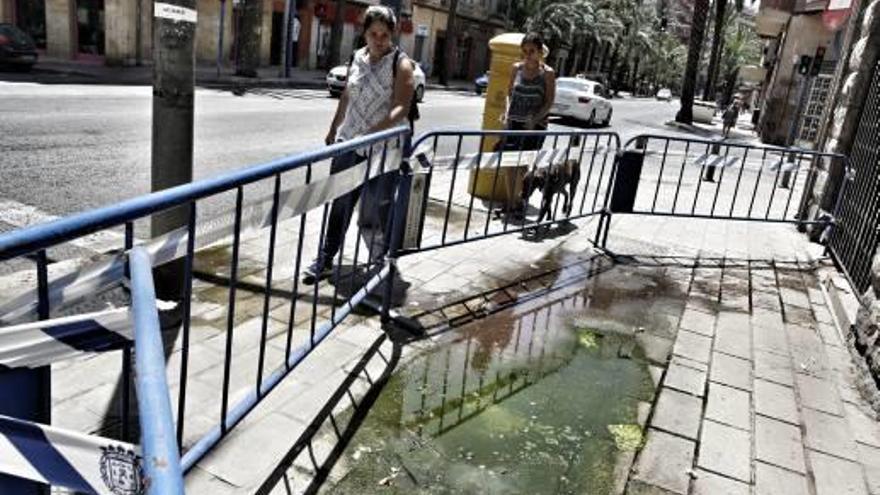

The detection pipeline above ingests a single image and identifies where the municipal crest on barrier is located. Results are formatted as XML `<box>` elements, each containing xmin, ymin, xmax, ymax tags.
<box><xmin>100</xmin><ymin>445</ymin><xmax>144</xmax><ymax>495</ymax></box>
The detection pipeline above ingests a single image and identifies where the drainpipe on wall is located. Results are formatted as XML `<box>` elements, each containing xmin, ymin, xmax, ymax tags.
<box><xmin>136</xmin><ymin>0</ymin><xmax>142</xmax><ymax>65</ymax></box>
<box><xmin>218</xmin><ymin>0</ymin><xmax>226</xmax><ymax>77</ymax></box>
<box><xmin>281</xmin><ymin>0</ymin><xmax>291</xmax><ymax>77</ymax></box>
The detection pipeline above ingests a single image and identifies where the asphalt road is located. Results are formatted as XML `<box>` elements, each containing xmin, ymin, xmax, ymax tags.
<box><xmin>0</xmin><ymin>82</ymin><xmax>686</xmax><ymax>238</ymax></box>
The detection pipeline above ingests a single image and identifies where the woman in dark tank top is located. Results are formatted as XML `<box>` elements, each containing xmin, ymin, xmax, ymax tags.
<box><xmin>501</xmin><ymin>32</ymin><xmax>556</xmax><ymax>151</ymax></box>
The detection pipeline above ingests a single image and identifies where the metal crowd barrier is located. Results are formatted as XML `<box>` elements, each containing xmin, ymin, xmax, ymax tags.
<box><xmin>0</xmin><ymin>126</ymin><xmax>410</xmax><ymax>493</ymax></box>
<box><xmin>0</xmin><ymin>126</ymin><xmax>861</xmax><ymax>493</ymax></box>
<box><xmin>599</xmin><ymin>134</ymin><xmax>851</xmax><ymax>249</ymax></box>
<box><xmin>130</xmin><ymin>246</ymin><xmax>184</xmax><ymax>494</ymax></box>
<box><xmin>400</xmin><ymin>129</ymin><xmax>621</xmax><ymax>255</ymax></box>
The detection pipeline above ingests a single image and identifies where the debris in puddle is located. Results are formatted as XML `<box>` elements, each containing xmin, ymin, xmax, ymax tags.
<box><xmin>618</xmin><ymin>341</ymin><xmax>636</xmax><ymax>359</ymax></box>
<box><xmin>352</xmin><ymin>445</ymin><xmax>373</xmax><ymax>461</ymax></box>
<box><xmin>577</xmin><ymin>329</ymin><xmax>600</xmax><ymax>349</ymax></box>
<box><xmin>378</xmin><ymin>468</ymin><xmax>399</xmax><ymax>487</ymax></box>
<box><xmin>326</xmin><ymin>276</ymin><xmax>657</xmax><ymax>493</ymax></box>
<box><xmin>607</xmin><ymin>424</ymin><xmax>644</xmax><ymax>451</ymax></box>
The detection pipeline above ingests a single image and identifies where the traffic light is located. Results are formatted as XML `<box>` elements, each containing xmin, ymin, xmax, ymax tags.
<box><xmin>798</xmin><ymin>55</ymin><xmax>813</xmax><ymax>75</ymax></box>
<box><xmin>810</xmin><ymin>46</ymin><xmax>826</xmax><ymax>76</ymax></box>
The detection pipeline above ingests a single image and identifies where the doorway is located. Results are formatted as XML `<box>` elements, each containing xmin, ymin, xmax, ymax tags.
<box><xmin>75</xmin><ymin>0</ymin><xmax>104</xmax><ymax>58</ymax></box>
<box><xmin>270</xmin><ymin>11</ymin><xmax>283</xmax><ymax>65</ymax></box>
<box><xmin>14</xmin><ymin>0</ymin><xmax>46</xmax><ymax>49</ymax></box>
<box><xmin>433</xmin><ymin>31</ymin><xmax>445</xmax><ymax>78</ymax></box>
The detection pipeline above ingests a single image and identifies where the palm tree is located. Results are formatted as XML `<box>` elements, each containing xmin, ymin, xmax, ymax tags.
<box><xmin>718</xmin><ymin>17</ymin><xmax>761</xmax><ymax>106</ymax></box>
<box><xmin>646</xmin><ymin>31</ymin><xmax>687</xmax><ymax>91</ymax></box>
<box><xmin>613</xmin><ymin>3</ymin><xmax>658</xmax><ymax>91</ymax></box>
<box><xmin>703</xmin><ymin>0</ymin><xmax>746</xmax><ymax>101</ymax></box>
<box><xmin>676</xmin><ymin>0</ymin><xmax>711</xmax><ymax>124</ymax></box>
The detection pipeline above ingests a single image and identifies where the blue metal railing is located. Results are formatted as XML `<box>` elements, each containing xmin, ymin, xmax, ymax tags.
<box><xmin>130</xmin><ymin>247</ymin><xmax>184</xmax><ymax>494</ymax></box>
<box><xmin>0</xmin><ymin>126</ymin><xmax>411</xmax><ymax>492</ymax></box>
<box><xmin>0</xmin><ymin>126</ymin><xmax>861</xmax><ymax>492</ymax></box>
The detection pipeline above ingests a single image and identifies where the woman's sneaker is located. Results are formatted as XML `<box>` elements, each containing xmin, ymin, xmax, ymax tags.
<box><xmin>302</xmin><ymin>258</ymin><xmax>333</xmax><ymax>285</ymax></box>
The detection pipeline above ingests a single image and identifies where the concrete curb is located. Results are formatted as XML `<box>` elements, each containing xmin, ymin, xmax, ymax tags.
<box><xmin>18</xmin><ymin>62</ymin><xmax>328</xmax><ymax>90</ymax></box>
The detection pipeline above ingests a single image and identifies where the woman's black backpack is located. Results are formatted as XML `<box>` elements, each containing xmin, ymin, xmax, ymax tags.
<box><xmin>392</xmin><ymin>49</ymin><xmax>421</xmax><ymax>130</ymax></box>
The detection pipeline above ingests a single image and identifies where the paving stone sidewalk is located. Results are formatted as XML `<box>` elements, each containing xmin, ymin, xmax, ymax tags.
<box><xmin>38</xmin><ymin>164</ymin><xmax>880</xmax><ymax>494</ymax></box>
<box><xmin>624</xmin><ymin>216</ymin><xmax>880</xmax><ymax>495</ymax></box>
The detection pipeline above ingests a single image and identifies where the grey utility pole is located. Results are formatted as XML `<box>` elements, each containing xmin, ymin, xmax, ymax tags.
<box><xmin>151</xmin><ymin>0</ymin><xmax>197</xmax><ymax>299</ymax></box>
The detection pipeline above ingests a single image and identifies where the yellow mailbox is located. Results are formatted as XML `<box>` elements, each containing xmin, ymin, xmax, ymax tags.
<box><xmin>468</xmin><ymin>33</ymin><xmax>546</xmax><ymax>205</ymax></box>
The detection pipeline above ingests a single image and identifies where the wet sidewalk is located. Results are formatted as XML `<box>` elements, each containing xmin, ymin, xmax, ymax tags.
<box><xmin>193</xmin><ymin>218</ymin><xmax>877</xmax><ymax>493</ymax></box>
<box><xmin>40</xmin><ymin>188</ymin><xmax>880</xmax><ymax>492</ymax></box>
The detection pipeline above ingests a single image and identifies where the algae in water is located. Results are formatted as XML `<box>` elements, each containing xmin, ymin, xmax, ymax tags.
<box><xmin>607</xmin><ymin>424</ymin><xmax>644</xmax><ymax>451</ymax></box>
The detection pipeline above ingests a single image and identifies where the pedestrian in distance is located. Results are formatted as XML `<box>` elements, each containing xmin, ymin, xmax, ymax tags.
<box><xmin>500</xmin><ymin>32</ymin><xmax>556</xmax><ymax>151</ymax></box>
<box><xmin>722</xmin><ymin>99</ymin><xmax>742</xmax><ymax>138</ymax></box>
<box><xmin>302</xmin><ymin>5</ymin><xmax>415</xmax><ymax>285</ymax></box>
<box><xmin>500</xmin><ymin>32</ymin><xmax>556</xmax><ymax>217</ymax></box>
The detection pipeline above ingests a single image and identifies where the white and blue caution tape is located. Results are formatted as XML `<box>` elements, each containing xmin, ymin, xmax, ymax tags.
<box><xmin>0</xmin><ymin>414</ymin><xmax>143</xmax><ymax>494</ymax></box>
<box><xmin>0</xmin><ymin>150</ymin><xmax>401</xmax><ymax>325</ymax></box>
<box><xmin>414</xmin><ymin>146</ymin><xmax>598</xmax><ymax>172</ymax></box>
<box><xmin>0</xmin><ymin>308</ymin><xmax>131</xmax><ymax>370</ymax></box>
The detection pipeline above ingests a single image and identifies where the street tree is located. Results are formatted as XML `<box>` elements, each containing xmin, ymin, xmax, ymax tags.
<box><xmin>644</xmin><ymin>30</ymin><xmax>687</xmax><ymax>92</ymax></box>
<box><xmin>676</xmin><ymin>0</ymin><xmax>711</xmax><ymax>124</ymax></box>
<box><xmin>438</xmin><ymin>0</ymin><xmax>459</xmax><ymax>85</ymax></box>
<box><xmin>703</xmin><ymin>0</ymin><xmax>746</xmax><ymax>101</ymax></box>
<box><xmin>610</xmin><ymin>1</ymin><xmax>658</xmax><ymax>92</ymax></box>
<box><xmin>236</xmin><ymin>0</ymin><xmax>263</xmax><ymax>77</ymax></box>
<box><xmin>329</xmin><ymin>0</ymin><xmax>346</xmax><ymax>68</ymax></box>
<box><xmin>718</xmin><ymin>17</ymin><xmax>761</xmax><ymax>106</ymax></box>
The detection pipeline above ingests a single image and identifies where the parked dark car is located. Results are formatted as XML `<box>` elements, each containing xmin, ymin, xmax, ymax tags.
<box><xmin>0</xmin><ymin>23</ymin><xmax>38</xmax><ymax>71</ymax></box>
<box><xmin>474</xmin><ymin>72</ymin><xmax>489</xmax><ymax>95</ymax></box>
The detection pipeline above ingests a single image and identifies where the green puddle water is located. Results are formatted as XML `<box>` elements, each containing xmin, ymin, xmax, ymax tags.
<box><xmin>326</xmin><ymin>309</ymin><xmax>655</xmax><ymax>494</ymax></box>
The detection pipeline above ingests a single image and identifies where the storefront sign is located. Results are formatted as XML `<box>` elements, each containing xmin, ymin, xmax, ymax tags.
<box><xmin>154</xmin><ymin>2</ymin><xmax>198</xmax><ymax>23</ymax></box>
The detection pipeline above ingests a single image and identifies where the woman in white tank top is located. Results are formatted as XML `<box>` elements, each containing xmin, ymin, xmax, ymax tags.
<box><xmin>303</xmin><ymin>5</ymin><xmax>415</xmax><ymax>284</ymax></box>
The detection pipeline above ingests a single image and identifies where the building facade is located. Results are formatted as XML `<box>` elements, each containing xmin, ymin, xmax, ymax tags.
<box><xmin>754</xmin><ymin>0</ymin><xmax>849</xmax><ymax>146</ymax></box>
<box><xmin>410</xmin><ymin>0</ymin><xmax>507</xmax><ymax>79</ymax></box>
<box><xmin>0</xmin><ymin>0</ymin><xmax>415</xmax><ymax>70</ymax></box>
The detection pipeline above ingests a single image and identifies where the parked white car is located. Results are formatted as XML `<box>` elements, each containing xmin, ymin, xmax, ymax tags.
<box><xmin>326</xmin><ymin>59</ymin><xmax>426</xmax><ymax>102</ymax></box>
<box><xmin>551</xmin><ymin>77</ymin><xmax>613</xmax><ymax>126</ymax></box>
<box><xmin>656</xmin><ymin>88</ymin><xmax>673</xmax><ymax>101</ymax></box>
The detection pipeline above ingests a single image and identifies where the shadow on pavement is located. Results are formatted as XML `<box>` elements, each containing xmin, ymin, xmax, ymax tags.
<box><xmin>255</xmin><ymin>333</ymin><xmax>402</xmax><ymax>495</ymax></box>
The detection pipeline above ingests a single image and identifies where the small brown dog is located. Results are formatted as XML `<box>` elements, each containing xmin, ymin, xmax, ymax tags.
<box><xmin>520</xmin><ymin>159</ymin><xmax>582</xmax><ymax>223</ymax></box>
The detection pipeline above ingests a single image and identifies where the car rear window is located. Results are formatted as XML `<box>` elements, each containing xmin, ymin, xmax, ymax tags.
<box><xmin>0</xmin><ymin>25</ymin><xmax>32</xmax><ymax>45</ymax></box>
<box><xmin>557</xmin><ymin>80</ymin><xmax>592</xmax><ymax>92</ymax></box>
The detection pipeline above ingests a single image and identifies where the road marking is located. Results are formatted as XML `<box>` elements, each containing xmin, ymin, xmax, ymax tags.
<box><xmin>0</xmin><ymin>200</ymin><xmax>126</xmax><ymax>255</ymax></box>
